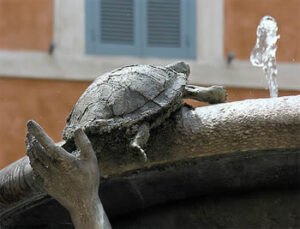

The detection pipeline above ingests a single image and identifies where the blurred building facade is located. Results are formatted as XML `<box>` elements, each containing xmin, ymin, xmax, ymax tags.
<box><xmin>0</xmin><ymin>0</ymin><xmax>300</xmax><ymax>168</ymax></box>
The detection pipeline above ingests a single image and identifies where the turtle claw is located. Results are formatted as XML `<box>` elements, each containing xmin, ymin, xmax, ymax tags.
<box><xmin>131</xmin><ymin>143</ymin><xmax>148</xmax><ymax>162</ymax></box>
<box><xmin>130</xmin><ymin>123</ymin><xmax>150</xmax><ymax>162</ymax></box>
<box><xmin>209</xmin><ymin>86</ymin><xmax>227</xmax><ymax>104</ymax></box>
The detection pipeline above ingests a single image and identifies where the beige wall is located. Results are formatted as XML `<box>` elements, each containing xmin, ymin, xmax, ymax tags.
<box><xmin>0</xmin><ymin>0</ymin><xmax>53</xmax><ymax>51</ymax></box>
<box><xmin>224</xmin><ymin>0</ymin><xmax>300</xmax><ymax>62</ymax></box>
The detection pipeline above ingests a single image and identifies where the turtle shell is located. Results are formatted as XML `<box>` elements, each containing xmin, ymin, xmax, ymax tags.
<box><xmin>63</xmin><ymin>64</ymin><xmax>187</xmax><ymax>140</ymax></box>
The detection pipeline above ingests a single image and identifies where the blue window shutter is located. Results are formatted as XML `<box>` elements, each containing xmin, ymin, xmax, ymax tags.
<box><xmin>185</xmin><ymin>0</ymin><xmax>196</xmax><ymax>59</ymax></box>
<box><xmin>85</xmin><ymin>0</ymin><xmax>196</xmax><ymax>58</ymax></box>
<box><xmin>85</xmin><ymin>0</ymin><xmax>142</xmax><ymax>55</ymax></box>
<box><xmin>142</xmin><ymin>0</ymin><xmax>196</xmax><ymax>59</ymax></box>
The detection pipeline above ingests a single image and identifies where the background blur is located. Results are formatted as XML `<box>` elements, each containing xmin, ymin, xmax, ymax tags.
<box><xmin>1</xmin><ymin>0</ymin><xmax>300</xmax><ymax>169</ymax></box>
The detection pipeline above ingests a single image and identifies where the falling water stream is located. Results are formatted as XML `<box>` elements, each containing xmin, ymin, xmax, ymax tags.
<box><xmin>250</xmin><ymin>16</ymin><xmax>280</xmax><ymax>97</ymax></box>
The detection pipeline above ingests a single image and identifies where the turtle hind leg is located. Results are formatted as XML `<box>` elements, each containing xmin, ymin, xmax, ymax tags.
<box><xmin>130</xmin><ymin>123</ymin><xmax>150</xmax><ymax>162</ymax></box>
<box><xmin>184</xmin><ymin>85</ymin><xmax>227</xmax><ymax>104</ymax></box>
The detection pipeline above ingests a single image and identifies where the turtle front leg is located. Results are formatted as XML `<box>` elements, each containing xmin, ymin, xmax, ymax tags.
<box><xmin>184</xmin><ymin>85</ymin><xmax>227</xmax><ymax>104</ymax></box>
<box><xmin>130</xmin><ymin>123</ymin><xmax>150</xmax><ymax>162</ymax></box>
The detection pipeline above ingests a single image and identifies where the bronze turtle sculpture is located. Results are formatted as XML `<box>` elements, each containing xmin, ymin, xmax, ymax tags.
<box><xmin>63</xmin><ymin>62</ymin><xmax>226</xmax><ymax>161</ymax></box>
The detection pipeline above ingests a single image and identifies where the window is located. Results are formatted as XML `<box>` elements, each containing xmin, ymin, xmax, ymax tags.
<box><xmin>85</xmin><ymin>0</ymin><xmax>196</xmax><ymax>58</ymax></box>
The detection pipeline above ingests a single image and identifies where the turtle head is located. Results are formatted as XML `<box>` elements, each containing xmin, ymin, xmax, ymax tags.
<box><xmin>166</xmin><ymin>61</ymin><xmax>190</xmax><ymax>77</ymax></box>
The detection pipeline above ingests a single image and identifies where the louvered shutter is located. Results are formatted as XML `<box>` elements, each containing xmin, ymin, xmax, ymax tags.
<box><xmin>85</xmin><ymin>0</ymin><xmax>196</xmax><ymax>58</ymax></box>
<box><xmin>141</xmin><ymin>0</ymin><xmax>196</xmax><ymax>58</ymax></box>
<box><xmin>85</xmin><ymin>0</ymin><xmax>142</xmax><ymax>55</ymax></box>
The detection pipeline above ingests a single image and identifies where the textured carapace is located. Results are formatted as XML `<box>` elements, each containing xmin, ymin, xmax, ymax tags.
<box><xmin>63</xmin><ymin>62</ymin><xmax>189</xmax><ymax>141</ymax></box>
